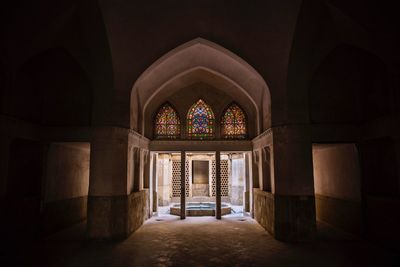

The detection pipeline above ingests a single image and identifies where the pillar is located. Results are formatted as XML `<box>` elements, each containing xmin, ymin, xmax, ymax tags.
<box><xmin>143</xmin><ymin>150</ymin><xmax>150</xmax><ymax>189</ymax></box>
<box><xmin>251</xmin><ymin>150</ymin><xmax>260</xmax><ymax>218</ymax></box>
<box><xmin>272</xmin><ymin>125</ymin><xmax>316</xmax><ymax>241</ymax></box>
<box><xmin>87</xmin><ymin>127</ymin><xmax>149</xmax><ymax>239</ymax></box>
<box><xmin>180</xmin><ymin>151</ymin><xmax>186</xmax><ymax>219</ymax></box>
<box><xmin>244</xmin><ymin>153</ymin><xmax>251</xmax><ymax>212</ymax></box>
<box><xmin>151</xmin><ymin>153</ymin><xmax>157</xmax><ymax>212</ymax></box>
<box><xmin>87</xmin><ymin>127</ymin><xmax>130</xmax><ymax>239</ymax></box>
<box><xmin>216</xmin><ymin>151</ymin><xmax>221</xmax><ymax>219</ymax></box>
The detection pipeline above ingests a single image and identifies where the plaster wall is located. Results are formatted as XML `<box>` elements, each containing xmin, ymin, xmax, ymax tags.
<box><xmin>312</xmin><ymin>144</ymin><xmax>362</xmax><ymax>234</ymax></box>
<box><xmin>43</xmin><ymin>142</ymin><xmax>90</xmax><ymax>234</ymax></box>
<box><xmin>312</xmin><ymin>144</ymin><xmax>361</xmax><ymax>201</ymax></box>
<box><xmin>45</xmin><ymin>143</ymin><xmax>90</xmax><ymax>202</ymax></box>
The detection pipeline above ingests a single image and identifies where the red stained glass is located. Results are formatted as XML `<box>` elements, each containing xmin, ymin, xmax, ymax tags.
<box><xmin>186</xmin><ymin>99</ymin><xmax>215</xmax><ymax>139</ymax></box>
<box><xmin>221</xmin><ymin>103</ymin><xmax>247</xmax><ymax>139</ymax></box>
<box><xmin>155</xmin><ymin>103</ymin><xmax>180</xmax><ymax>139</ymax></box>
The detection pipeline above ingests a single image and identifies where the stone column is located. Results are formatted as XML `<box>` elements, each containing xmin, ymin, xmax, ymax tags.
<box><xmin>152</xmin><ymin>153</ymin><xmax>157</xmax><ymax>212</ymax></box>
<box><xmin>216</xmin><ymin>151</ymin><xmax>221</xmax><ymax>219</ymax></box>
<box><xmin>250</xmin><ymin>150</ymin><xmax>260</xmax><ymax>218</ymax></box>
<box><xmin>244</xmin><ymin>153</ymin><xmax>250</xmax><ymax>212</ymax></box>
<box><xmin>272</xmin><ymin>125</ymin><xmax>316</xmax><ymax>241</ymax></box>
<box><xmin>143</xmin><ymin>150</ymin><xmax>150</xmax><ymax>189</ymax></box>
<box><xmin>180</xmin><ymin>151</ymin><xmax>186</xmax><ymax>219</ymax></box>
<box><xmin>87</xmin><ymin>127</ymin><xmax>130</xmax><ymax>239</ymax></box>
<box><xmin>87</xmin><ymin>127</ymin><xmax>150</xmax><ymax>239</ymax></box>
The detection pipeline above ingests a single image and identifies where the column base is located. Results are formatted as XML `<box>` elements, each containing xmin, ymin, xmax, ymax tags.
<box><xmin>244</xmin><ymin>190</ymin><xmax>250</xmax><ymax>212</ymax></box>
<box><xmin>152</xmin><ymin>191</ymin><xmax>158</xmax><ymax>212</ymax></box>
<box><xmin>87</xmin><ymin>190</ymin><xmax>149</xmax><ymax>239</ymax></box>
<box><xmin>274</xmin><ymin>195</ymin><xmax>316</xmax><ymax>241</ymax></box>
<box><xmin>253</xmin><ymin>189</ymin><xmax>316</xmax><ymax>241</ymax></box>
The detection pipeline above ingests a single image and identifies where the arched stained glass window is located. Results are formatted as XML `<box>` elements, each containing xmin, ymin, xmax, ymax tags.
<box><xmin>187</xmin><ymin>99</ymin><xmax>215</xmax><ymax>139</ymax></box>
<box><xmin>154</xmin><ymin>103</ymin><xmax>181</xmax><ymax>139</ymax></box>
<box><xmin>221</xmin><ymin>103</ymin><xmax>247</xmax><ymax>139</ymax></box>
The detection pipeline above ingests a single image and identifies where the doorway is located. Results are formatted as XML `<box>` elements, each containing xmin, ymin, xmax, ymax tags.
<box><xmin>150</xmin><ymin>151</ymin><xmax>250</xmax><ymax>218</ymax></box>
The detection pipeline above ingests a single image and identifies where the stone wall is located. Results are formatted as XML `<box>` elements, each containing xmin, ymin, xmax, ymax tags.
<box><xmin>88</xmin><ymin>190</ymin><xmax>149</xmax><ymax>239</ymax></box>
<box><xmin>254</xmin><ymin>189</ymin><xmax>316</xmax><ymax>241</ymax></box>
<box><xmin>253</xmin><ymin>189</ymin><xmax>274</xmax><ymax>235</ymax></box>
<box><xmin>365</xmin><ymin>196</ymin><xmax>400</xmax><ymax>250</ymax></box>
<box><xmin>87</xmin><ymin>195</ymin><xmax>128</xmax><ymax>239</ymax></box>
<box><xmin>273</xmin><ymin>195</ymin><xmax>316</xmax><ymax>241</ymax></box>
<box><xmin>128</xmin><ymin>190</ymin><xmax>149</xmax><ymax>234</ymax></box>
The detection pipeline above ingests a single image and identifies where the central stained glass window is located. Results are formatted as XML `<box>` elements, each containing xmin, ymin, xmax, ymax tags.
<box><xmin>187</xmin><ymin>99</ymin><xmax>215</xmax><ymax>139</ymax></box>
<box><xmin>155</xmin><ymin>103</ymin><xmax>180</xmax><ymax>139</ymax></box>
<box><xmin>221</xmin><ymin>103</ymin><xmax>247</xmax><ymax>139</ymax></box>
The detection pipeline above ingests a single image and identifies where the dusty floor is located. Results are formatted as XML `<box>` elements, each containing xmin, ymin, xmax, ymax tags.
<box><xmin>12</xmin><ymin>215</ymin><xmax>400</xmax><ymax>267</ymax></box>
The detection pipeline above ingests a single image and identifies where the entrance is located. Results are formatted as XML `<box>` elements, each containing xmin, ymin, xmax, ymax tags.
<box><xmin>150</xmin><ymin>151</ymin><xmax>251</xmax><ymax>218</ymax></box>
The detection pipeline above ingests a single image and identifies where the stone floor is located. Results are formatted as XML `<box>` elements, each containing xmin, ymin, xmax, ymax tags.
<box><xmin>13</xmin><ymin>215</ymin><xmax>400</xmax><ymax>267</ymax></box>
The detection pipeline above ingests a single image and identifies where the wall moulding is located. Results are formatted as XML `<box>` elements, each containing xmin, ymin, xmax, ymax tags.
<box><xmin>252</xmin><ymin>128</ymin><xmax>273</xmax><ymax>149</ymax></box>
<box><xmin>149</xmin><ymin>140</ymin><xmax>252</xmax><ymax>152</ymax></box>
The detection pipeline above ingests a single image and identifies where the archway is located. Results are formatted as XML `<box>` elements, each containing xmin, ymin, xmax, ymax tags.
<box><xmin>129</xmin><ymin>38</ymin><xmax>271</xmax><ymax>222</ymax></box>
<box><xmin>130</xmin><ymin>38</ymin><xmax>271</xmax><ymax>134</ymax></box>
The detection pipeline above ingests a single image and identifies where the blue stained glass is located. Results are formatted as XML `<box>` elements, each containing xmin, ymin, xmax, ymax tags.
<box><xmin>187</xmin><ymin>99</ymin><xmax>215</xmax><ymax>139</ymax></box>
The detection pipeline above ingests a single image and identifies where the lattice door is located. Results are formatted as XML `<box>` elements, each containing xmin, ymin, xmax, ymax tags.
<box><xmin>211</xmin><ymin>160</ymin><xmax>216</xmax><ymax>196</ymax></box>
<box><xmin>171</xmin><ymin>160</ymin><xmax>181</xmax><ymax>197</ymax></box>
<box><xmin>171</xmin><ymin>160</ymin><xmax>190</xmax><ymax>197</ymax></box>
<box><xmin>211</xmin><ymin>159</ymin><xmax>229</xmax><ymax>197</ymax></box>
<box><xmin>221</xmin><ymin>160</ymin><xmax>229</xmax><ymax>197</ymax></box>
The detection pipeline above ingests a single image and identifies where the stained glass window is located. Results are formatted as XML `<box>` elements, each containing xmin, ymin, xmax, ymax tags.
<box><xmin>155</xmin><ymin>103</ymin><xmax>180</xmax><ymax>139</ymax></box>
<box><xmin>221</xmin><ymin>103</ymin><xmax>247</xmax><ymax>139</ymax></box>
<box><xmin>187</xmin><ymin>99</ymin><xmax>215</xmax><ymax>139</ymax></box>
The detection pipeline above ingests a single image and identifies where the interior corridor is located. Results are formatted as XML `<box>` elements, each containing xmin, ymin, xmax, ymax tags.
<box><xmin>23</xmin><ymin>216</ymin><xmax>399</xmax><ymax>267</ymax></box>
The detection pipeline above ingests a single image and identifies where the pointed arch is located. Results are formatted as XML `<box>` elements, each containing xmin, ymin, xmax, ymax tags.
<box><xmin>221</xmin><ymin>102</ymin><xmax>247</xmax><ymax>139</ymax></box>
<box><xmin>186</xmin><ymin>99</ymin><xmax>215</xmax><ymax>139</ymax></box>
<box><xmin>130</xmin><ymin>38</ymin><xmax>271</xmax><ymax>136</ymax></box>
<box><xmin>154</xmin><ymin>102</ymin><xmax>181</xmax><ymax>139</ymax></box>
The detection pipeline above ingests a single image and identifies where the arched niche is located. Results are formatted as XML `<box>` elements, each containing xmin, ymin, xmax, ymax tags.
<box><xmin>8</xmin><ymin>48</ymin><xmax>93</xmax><ymax>126</ymax></box>
<box><xmin>130</xmin><ymin>38</ymin><xmax>271</xmax><ymax>136</ymax></box>
<box><xmin>309</xmin><ymin>44</ymin><xmax>389</xmax><ymax>124</ymax></box>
